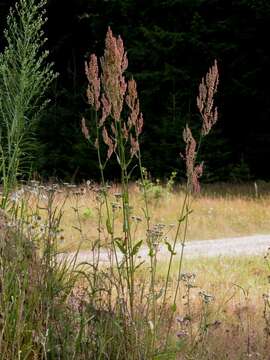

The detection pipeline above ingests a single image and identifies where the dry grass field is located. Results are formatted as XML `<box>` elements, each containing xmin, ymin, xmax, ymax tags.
<box><xmin>54</xmin><ymin>182</ymin><xmax>270</xmax><ymax>357</ymax></box>
<box><xmin>47</xmin><ymin>181</ymin><xmax>270</xmax><ymax>252</ymax></box>
<box><xmin>153</xmin><ymin>255</ymin><xmax>270</xmax><ymax>359</ymax></box>
<box><xmin>1</xmin><ymin>181</ymin><xmax>270</xmax><ymax>359</ymax></box>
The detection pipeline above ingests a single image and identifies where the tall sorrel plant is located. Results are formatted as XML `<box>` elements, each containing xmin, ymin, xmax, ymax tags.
<box><xmin>83</xmin><ymin>28</ymin><xmax>219</xmax><ymax>358</ymax></box>
<box><xmin>0</xmin><ymin>0</ymin><xmax>57</xmax><ymax>208</ymax></box>
<box><xmin>82</xmin><ymin>28</ymin><xmax>144</xmax><ymax>318</ymax></box>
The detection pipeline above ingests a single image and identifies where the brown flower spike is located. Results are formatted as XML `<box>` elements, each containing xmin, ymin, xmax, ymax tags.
<box><xmin>83</xmin><ymin>27</ymin><xmax>144</xmax><ymax>160</ymax></box>
<box><xmin>100</xmin><ymin>27</ymin><xmax>128</xmax><ymax>122</ymax></box>
<box><xmin>182</xmin><ymin>126</ymin><xmax>203</xmax><ymax>193</ymax></box>
<box><xmin>102</xmin><ymin>127</ymin><xmax>114</xmax><ymax>159</ymax></box>
<box><xmin>197</xmin><ymin>60</ymin><xmax>219</xmax><ymax>136</ymax></box>
<box><xmin>183</xmin><ymin>61</ymin><xmax>219</xmax><ymax>193</ymax></box>
<box><xmin>126</xmin><ymin>78</ymin><xmax>144</xmax><ymax>137</ymax></box>
<box><xmin>81</xmin><ymin>118</ymin><xmax>90</xmax><ymax>140</ymax></box>
<box><xmin>85</xmin><ymin>54</ymin><xmax>100</xmax><ymax>111</ymax></box>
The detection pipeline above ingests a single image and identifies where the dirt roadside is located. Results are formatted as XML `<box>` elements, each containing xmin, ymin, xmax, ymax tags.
<box><xmin>59</xmin><ymin>234</ymin><xmax>270</xmax><ymax>264</ymax></box>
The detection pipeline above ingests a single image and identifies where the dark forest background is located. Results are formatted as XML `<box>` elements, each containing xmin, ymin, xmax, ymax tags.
<box><xmin>0</xmin><ymin>0</ymin><xmax>267</xmax><ymax>182</ymax></box>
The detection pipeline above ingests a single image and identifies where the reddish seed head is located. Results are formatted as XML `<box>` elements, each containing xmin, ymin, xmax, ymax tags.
<box><xmin>136</xmin><ymin>113</ymin><xmax>144</xmax><ymax>136</ymax></box>
<box><xmin>181</xmin><ymin>60</ymin><xmax>219</xmax><ymax>193</ymax></box>
<box><xmin>130</xmin><ymin>134</ymin><xmax>139</xmax><ymax>157</ymax></box>
<box><xmin>183</xmin><ymin>125</ymin><xmax>196</xmax><ymax>177</ymax></box>
<box><xmin>101</xmin><ymin>27</ymin><xmax>128</xmax><ymax>122</ymax></box>
<box><xmin>192</xmin><ymin>163</ymin><xmax>204</xmax><ymax>193</ymax></box>
<box><xmin>102</xmin><ymin>127</ymin><xmax>114</xmax><ymax>159</ymax></box>
<box><xmin>182</xmin><ymin>126</ymin><xmax>203</xmax><ymax>193</ymax></box>
<box><xmin>85</xmin><ymin>54</ymin><xmax>100</xmax><ymax>111</ymax></box>
<box><xmin>84</xmin><ymin>27</ymin><xmax>144</xmax><ymax>161</ymax></box>
<box><xmin>126</xmin><ymin>78</ymin><xmax>137</xmax><ymax>111</ymax></box>
<box><xmin>117</xmin><ymin>36</ymin><xmax>128</xmax><ymax>73</ymax></box>
<box><xmin>122</xmin><ymin>123</ymin><xmax>129</xmax><ymax>140</ymax></box>
<box><xmin>197</xmin><ymin>60</ymin><xmax>219</xmax><ymax>136</ymax></box>
<box><xmin>100</xmin><ymin>94</ymin><xmax>111</xmax><ymax>126</ymax></box>
<box><xmin>126</xmin><ymin>78</ymin><xmax>143</xmax><ymax>136</ymax></box>
<box><xmin>81</xmin><ymin>118</ymin><xmax>90</xmax><ymax>140</ymax></box>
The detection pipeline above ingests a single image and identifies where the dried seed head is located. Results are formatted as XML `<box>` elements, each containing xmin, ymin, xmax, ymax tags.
<box><xmin>197</xmin><ymin>60</ymin><xmax>219</xmax><ymax>136</ymax></box>
<box><xmin>116</xmin><ymin>36</ymin><xmax>128</xmax><ymax>73</ymax></box>
<box><xmin>81</xmin><ymin>118</ymin><xmax>90</xmax><ymax>140</ymax></box>
<box><xmin>100</xmin><ymin>94</ymin><xmax>111</xmax><ymax>126</ymax></box>
<box><xmin>102</xmin><ymin>127</ymin><xmax>114</xmax><ymax>159</ymax></box>
<box><xmin>126</xmin><ymin>78</ymin><xmax>143</xmax><ymax>136</ymax></box>
<box><xmin>130</xmin><ymin>134</ymin><xmax>139</xmax><ymax>157</ymax></box>
<box><xmin>192</xmin><ymin>162</ymin><xmax>204</xmax><ymax>193</ymax></box>
<box><xmin>122</xmin><ymin>122</ymin><xmax>129</xmax><ymax>140</ymax></box>
<box><xmin>182</xmin><ymin>126</ymin><xmax>196</xmax><ymax>176</ymax></box>
<box><xmin>101</xmin><ymin>27</ymin><xmax>127</xmax><ymax>122</ymax></box>
<box><xmin>137</xmin><ymin>113</ymin><xmax>144</xmax><ymax>136</ymax></box>
<box><xmin>182</xmin><ymin>126</ymin><xmax>204</xmax><ymax>193</ymax></box>
<box><xmin>199</xmin><ymin>290</ymin><xmax>215</xmax><ymax>304</ymax></box>
<box><xmin>126</xmin><ymin>78</ymin><xmax>137</xmax><ymax>111</ymax></box>
<box><xmin>85</xmin><ymin>54</ymin><xmax>100</xmax><ymax>111</ymax></box>
<box><xmin>84</xmin><ymin>27</ymin><xmax>144</xmax><ymax>164</ymax></box>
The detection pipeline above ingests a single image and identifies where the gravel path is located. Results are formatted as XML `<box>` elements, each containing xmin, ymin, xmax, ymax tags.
<box><xmin>60</xmin><ymin>234</ymin><xmax>270</xmax><ymax>264</ymax></box>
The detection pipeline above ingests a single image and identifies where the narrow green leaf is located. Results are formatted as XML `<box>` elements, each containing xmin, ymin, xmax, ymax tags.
<box><xmin>148</xmin><ymin>248</ymin><xmax>154</xmax><ymax>257</ymax></box>
<box><xmin>106</xmin><ymin>217</ymin><xmax>113</xmax><ymax>235</ymax></box>
<box><xmin>178</xmin><ymin>209</ymin><xmax>193</xmax><ymax>223</ymax></box>
<box><xmin>131</xmin><ymin>240</ymin><xmax>143</xmax><ymax>256</ymax></box>
<box><xmin>115</xmin><ymin>238</ymin><xmax>127</xmax><ymax>255</ymax></box>
<box><xmin>165</xmin><ymin>241</ymin><xmax>177</xmax><ymax>255</ymax></box>
<box><xmin>134</xmin><ymin>260</ymin><xmax>145</xmax><ymax>271</ymax></box>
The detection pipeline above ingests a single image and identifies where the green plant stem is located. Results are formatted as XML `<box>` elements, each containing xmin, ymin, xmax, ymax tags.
<box><xmin>164</xmin><ymin>192</ymin><xmax>191</xmax><ymax>347</ymax></box>
<box><xmin>94</xmin><ymin>114</ymin><xmax>125</xmax><ymax>303</ymax></box>
<box><xmin>116</xmin><ymin>119</ymin><xmax>135</xmax><ymax>318</ymax></box>
<box><xmin>160</xmin><ymin>188</ymin><xmax>189</xmax><ymax>319</ymax></box>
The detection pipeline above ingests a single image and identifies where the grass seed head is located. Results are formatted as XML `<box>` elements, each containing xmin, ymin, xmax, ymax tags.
<box><xmin>101</xmin><ymin>27</ymin><xmax>127</xmax><ymax>122</ymax></box>
<box><xmin>85</xmin><ymin>54</ymin><xmax>100</xmax><ymax>111</ymax></box>
<box><xmin>197</xmin><ymin>60</ymin><xmax>219</xmax><ymax>136</ymax></box>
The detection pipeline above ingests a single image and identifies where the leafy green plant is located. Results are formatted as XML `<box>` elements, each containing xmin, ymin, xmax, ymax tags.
<box><xmin>0</xmin><ymin>0</ymin><xmax>57</xmax><ymax>207</ymax></box>
<box><xmin>138</xmin><ymin>167</ymin><xmax>164</xmax><ymax>201</ymax></box>
<box><xmin>137</xmin><ymin>168</ymin><xmax>178</xmax><ymax>202</ymax></box>
<box><xmin>82</xmin><ymin>206</ymin><xmax>93</xmax><ymax>219</ymax></box>
<box><xmin>166</xmin><ymin>171</ymin><xmax>177</xmax><ymax>193</ymax></box>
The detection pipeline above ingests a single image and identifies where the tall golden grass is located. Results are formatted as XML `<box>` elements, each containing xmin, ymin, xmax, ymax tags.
<box><xmin>47</xmin><ymin>181</ymin><xmax>270</xmax><ymax>252</ymax></box>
